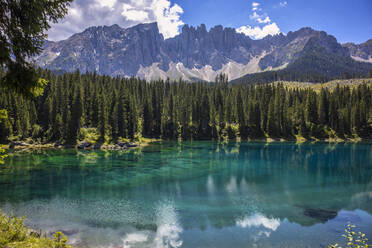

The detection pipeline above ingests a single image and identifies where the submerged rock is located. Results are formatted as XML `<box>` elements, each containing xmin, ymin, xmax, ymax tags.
<box><xmin>116</xmin><ymin>141</ymin><xmax>127</xmax><ymax>148</ymax></box>
<box><xmin>57</xmin><ymin>229</ymin><xmax>79</xmax><ymax>236</ymax></box>
<box><xmin>127</xmin><ymin>142</ymin><xmax>138</xmax><ymax>148</ymax></box>
<box><xmin>15</xmin><ymin>141</ymin><xmax>29</xmax><ymax>146</ymax></box>
<box><xmin>64</xmin><ymin>144</ymin><xmax>75</xmax><ymax>149</ymax></box>
<box><xmin>100</xmin><ymin>142</ymin><xmax>138</xmax><ymax>150</ymax></box>
<box><xmin>114</xmin><ymin>144</ymin><xmax>127</xmax><ymax>150</ymax></box>
<box><xmin>78</xmin><ymin>142</ymin><xmax>91</xmax><ymax>149</ymax></box>
<box><xmin>10</xmin><ymin>141</ymin><xmax>29</xmax><ymax>148</ymax></box>
<box><xmin>303</xmin><ymin>208</ymin><xmax>338</xmax><ymax>222</ymax></box>
<box><xmin>54</xmin><ymin>141</ymin><xmax>62</xmax><ymax>148</ymax></box>
<box><xmin>93</xmin><ymin>143</ymin><xmax>102</xmax><ymax>149</ymax></box>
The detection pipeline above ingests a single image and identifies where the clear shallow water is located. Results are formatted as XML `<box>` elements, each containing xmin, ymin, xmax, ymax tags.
<box><xmin>0</xmin><ymin>142</ymin><xmax>372</xmax><ymax>248</ymax></box>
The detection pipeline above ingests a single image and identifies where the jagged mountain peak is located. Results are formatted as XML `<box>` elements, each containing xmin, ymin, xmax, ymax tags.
<box><xmin>36</xmin><ymin>23</ymin><xmax>372</xmax><ymax>82</ymax></box>
<box><xmin>181</xmin><ymin>23</ymin><xmax>246</xmax><ymax>37</ymax></box>
<box><xmin>83</xmin><ymin>23</ymin><xmax>121</xmax><ymax>32</ymax></box>
<box><xmin>343</xmin><ymin>38</ymin><xmax>372</xmax><ymax>63</ymax></box>
<box><xmin>63</xmin><ymin>22</ymin><xmax>162</xmax><ymax>43</ymax></box>
<box><xmin>81</xmin><ymin>22</ymin><xmax>159</xmax><ymax>33</ymax></box>
<box><xmin>344</xmin><ymin>39</ymin><xmax>372</xmax><ymax>47</ymax></box>
<box><xmin>130</xmin><ymin>22</ymin><xmax>160</xmax><ymax>32</ymax></box>
<box><xmin>284</xmin><ymin>27</ymin><xmax>336</xmax><ymax>44</ymax></box>
<box><xmin>288</xmin><ymin>27</ymin><xmax>316</xmax><ymax>36</ymax></box>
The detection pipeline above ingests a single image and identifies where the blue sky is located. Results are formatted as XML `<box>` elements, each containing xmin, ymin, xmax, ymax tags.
<box><xmin>48</xmin><ymin>0</ymin><xmax>372</xmax><ymax>44</ymax></box>
<box><xmin>175</xmin><ymin>0</ymin><xmax>372</xmax><ymax>43</ymax></box>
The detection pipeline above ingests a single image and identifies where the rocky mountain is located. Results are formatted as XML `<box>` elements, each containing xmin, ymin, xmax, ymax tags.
<box><xmin>343</xmin><ymin>39</ymin><xmax>372</xmax><ymax>63</ymax></box>
<box><xmin>35</xmin><ymin>22</ymin><xmax>372</xmax><ymax>82</ymax></box>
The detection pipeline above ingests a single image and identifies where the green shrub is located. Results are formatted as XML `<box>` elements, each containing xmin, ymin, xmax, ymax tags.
<box><xmin>0</xmin><ymin>209</ymin><xmax>73</xmax><ymax>248</ymax></box>
<box><xmin>118</xmin><ymin>137</ymin><xmax>131</xmax><ymax>143</ymax></box>
<box><xmin>78</xmin><ymin>127</ymin><xmax>100</xmax><ymax>144</ymax></box>
<box><xmin>31</xmin><ymin>124</ymin><xmax>43</xmax><ymax>139</ymax></box>
<box><xmin>0</xmin><ymin>109</ymin><xmax>7</xmax><ymax>120</ymax></box>
<box><xmin>329</xmin><ymin>223</ymin><xmax>370</xmax><ymax>248</ymax></box>
<box><xmin>0</xmin><ymin>210</ymin><xmax>28</xmax><ymax>245</ymax></box>
<box><xmin>0</xmin><ymin>110</ymin><xmax>8</xmax><ymax>164</ymax></box>
<box><xmin>0</xmin><ymin>145</ymin><xmax>6</xmax><ymax>164</ymax></box>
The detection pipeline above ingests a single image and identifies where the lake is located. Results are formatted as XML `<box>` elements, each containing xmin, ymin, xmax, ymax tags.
<box><xmin>0</xmin><ymin>142</ymin><xmax>372</xmax><ymax>248</ymax></box>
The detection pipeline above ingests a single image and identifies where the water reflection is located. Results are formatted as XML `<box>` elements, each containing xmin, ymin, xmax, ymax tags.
<box><xmin>120</xmin><ymin>200</ymin><xmax>183</xmax><ymax>248</ymax></box>
<box><xmin>0</xmin><ymin>142</ymin><xmax>372</xmax><ymax>247</ymax></box>
<box><xmin>236</xmin><ymin>213</ymin><xmax>280</xmax><ymax>236</ymax></box>
<box><xmin>154</xmin><ymin>201</ymin><xmax>183</xmax><ymax>248</ymax></box>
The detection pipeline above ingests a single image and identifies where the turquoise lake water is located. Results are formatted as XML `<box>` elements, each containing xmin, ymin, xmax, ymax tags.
<box><xmin>0</xmin><ymin>142</ymin><xmax>372</xmax><ymax>247</ymax></box>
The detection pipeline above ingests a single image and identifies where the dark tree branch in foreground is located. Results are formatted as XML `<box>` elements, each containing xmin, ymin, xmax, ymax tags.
<box><xmin>0</xmin><ymin>0</ymin><xmax>72</xmax><ymax>97</ymax></box>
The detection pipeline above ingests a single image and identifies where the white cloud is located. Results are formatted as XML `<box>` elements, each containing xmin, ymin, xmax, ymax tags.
<box><xmin>150</xmin><ymin>0</ymin><xmax>184</xmax><ymax>39</ymax></box>
<box><xmin>237</xmin><ymin>23</ymin><xmax>280</xmax><ymax>39</ymax></box>
<box><xmin>119</xmin><ymin>0</ymin><xmax>184</xmax><ymax>38</ymax></box>
<box><xmin>257</xmin><ymin>16</ymin><xmax>271</xmax><ymax>24</ymax></box>
<box><xmin>69</xmin><ymin>7</ymin><xmax>82</xmax><ymax>20</ymax></box>
<box><xmin>121</xmin><ymin>3</ymin><xmax>149</xmax><ymax>22</ymax></box>
<box><xmin>249</xmin><ymin>9</ymin><xmax>270</xmax><ymax>24</ymax></box>
<box><xmin>250</xmin><ymin>11</ymin><xmax>261</xmax><ymax>20</ymax></box>
<box><xmin>237</xmin><ymin>1</ymin><xmax>281</xmax><ymax>39</ymax></box>
<box><xmin>280</xmin><ymin>1</ymin><xmax>288</xmax><ymax>7</ymax></box>
<box><xmin>47</xmin><ymin>0</ymin><xmax>184</xmax><ymax>41</ymax></box>
<box><xmin>120</xmin><ymin>0</ymin><xmax>184</xmax><ymax>38</ymax></box>
<box><xmin>122</xmin><ymin>9</ymin><xmax>149</xmax><ymax>22</ymax></box>
<box><xmin>252</xmin><ymin>2</ymin><xmax>260</xmax><ymax>11</ymax></box>
<box><xmin>97</xmin><ymin>0</ymin><xmax>117</xmax><ymax>9</ymax></box>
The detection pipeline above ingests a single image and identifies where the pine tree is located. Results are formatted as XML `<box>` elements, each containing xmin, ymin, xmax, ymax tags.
<box><xmin>66</xmin><ymin>85</ymin><xmax>83</xmax><ymax>144</ymax></box>
<box><xmin>203</xmin><ymin>91</ymin><xmax>211</xmax><ymax>138</ymax></box>
<box><xmin>110</xmin><ymin>95</ymin><xmax>119</xmax><ymax>142</ymax></box>
<box><xmin>117</xmin><ymin>92</ymin><xmax>127</xmax><ymax>139</ymax></box>
<box><xmin>318</xmin><ymin>88</ymin><xmax>329</xmax><ymax>125</ymax></box>
<box><xmin>98</xmin><ymin>93</ymin><xmax>107</xmax><ymax>143</ymax></box>
<box><xmin>143</xmin><ymin>97</ymin><xmax>152</xmax><ymax>137</ymax></box>
<box><xmin>266</xmin><ymin>98</ymin><xmax>277</xmax><ymax>137</ymax></box>
<box><xmin>236</xmin><ymin>91</ymin><xmax>246</xmax><ymax>138</ymax></box>
<box><xmin>351</xmin><ymin>102</ymin><xmax>361</xmax><ymax>134</ymax></box>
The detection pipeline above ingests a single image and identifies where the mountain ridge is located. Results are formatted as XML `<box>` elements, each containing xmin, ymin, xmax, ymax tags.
<box><xmin>35</xmin><ymin>22</ymin><xmax>372</xmax><ymax>82</ymax></box>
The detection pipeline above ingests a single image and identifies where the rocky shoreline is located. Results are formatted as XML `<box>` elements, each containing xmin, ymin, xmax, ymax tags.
<box><xmin>6</xmin><ymin>140</ymin><xmax>144</xmax><ymax>152</ymax></box>
<box><xmin>4</xmin><ymin>137</ymin><xmax>371</xmax><ymax>152</ymax></box>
